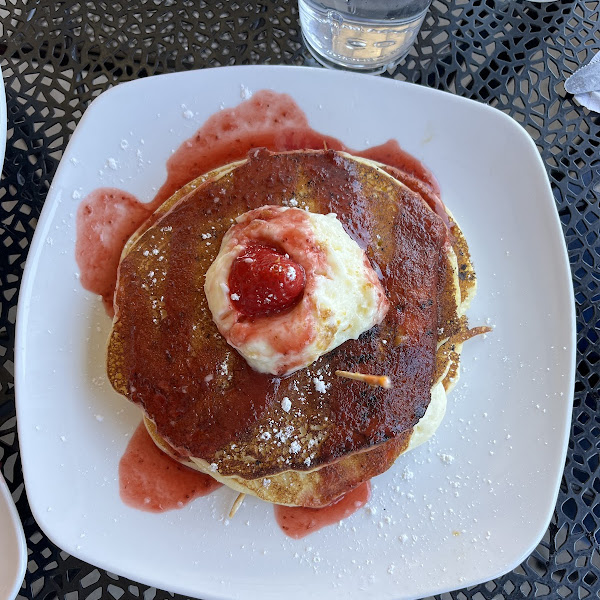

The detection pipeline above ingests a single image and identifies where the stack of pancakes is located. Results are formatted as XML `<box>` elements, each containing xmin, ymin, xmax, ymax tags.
<box><xmin>107</xmin><ymin>149</ymin><xmax>480</xmax><ymax>508</ymax></box>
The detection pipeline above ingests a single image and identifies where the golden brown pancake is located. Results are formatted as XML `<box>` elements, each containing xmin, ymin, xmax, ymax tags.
<box><xmin>107</xmin><ymin>149</ymin><xmax>479</xmax><ymax>507</ymax></box>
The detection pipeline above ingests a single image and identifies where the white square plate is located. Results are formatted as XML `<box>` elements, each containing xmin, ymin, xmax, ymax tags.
<box><xmin>16</xmin><ymin>66</ymin><xmax>575</xmax><ymax>600</ymax></box>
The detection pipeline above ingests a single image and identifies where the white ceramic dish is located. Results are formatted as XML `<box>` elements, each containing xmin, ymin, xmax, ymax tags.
<box><xmin>16</xmin><ymin>66</ymin><xmax>575</xmax><ymax>600</ymax></box>
<box><xmin>0</xmin><ymin>64</ymin><xmax>27</xmax><ymax>600</ymax></box>
<box><xmin>0</xmin><ymin>475</ymin><xmax>27</xmax><ymax>600</ymax></box>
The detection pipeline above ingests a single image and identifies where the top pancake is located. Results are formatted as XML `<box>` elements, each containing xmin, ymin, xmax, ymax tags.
<box><xmin>107</xmin><ymin>149</ymin><xmax>462</xmax><ymax>482</ymax></box>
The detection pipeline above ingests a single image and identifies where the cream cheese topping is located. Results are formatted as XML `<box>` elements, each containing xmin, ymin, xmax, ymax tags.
<box><xmin>204</xmin><ymin>205</ymin><xmax>389</xmax><ymax>376</ymax></box>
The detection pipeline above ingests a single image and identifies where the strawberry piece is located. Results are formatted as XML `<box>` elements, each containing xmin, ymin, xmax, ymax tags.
<box><xmin>228</xmin><ymin>244</ymin><xmax>306</xmax><ymax>317</ymax></box>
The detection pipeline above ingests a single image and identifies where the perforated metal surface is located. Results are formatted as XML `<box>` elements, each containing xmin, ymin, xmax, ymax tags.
<box><xmin>0</xmin><ymin>1</ymin><xmax>597</xmax><ymax>598</ymax></box>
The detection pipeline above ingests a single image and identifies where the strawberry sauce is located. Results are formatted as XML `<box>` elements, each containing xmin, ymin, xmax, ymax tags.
<box><xmin>274</xmin><ymin>481</ymin><xmax>371</xmax><ymax>539</ymax></box>
<box><xmin>119</xmin><ymin>420</ymin><xmax>370</xmax><ymax>538</ymax></box>
<box><xmin>77</xmin><ymin>89</ymin><xmax>436</xmax><ymax>534</ymax></box>
<box><xmin>76</xmin><ymin>189</ymin><xmax>153</xmax><ymax>316</ymax></box>
<box><xmin>119</xmin><ymin>422</ymin><xmax>222</xmax><ymax>512</ymax></box>
<box><xmin>76</xmin><ymin>89</ymin><xmax>439</xmax><ymax>316</ymax></box>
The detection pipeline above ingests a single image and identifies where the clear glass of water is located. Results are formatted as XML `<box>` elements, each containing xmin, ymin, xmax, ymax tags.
<box><xmin>298</xmin><ymin>0</ymin><xmax>432</xmax><ymax>74</ymax></box>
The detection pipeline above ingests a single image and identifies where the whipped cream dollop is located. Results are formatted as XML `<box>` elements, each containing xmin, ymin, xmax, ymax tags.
<box><xmin>204</xmin><ymin>205</ymin><xmax>389</xmax><ymax>376</ymax></box>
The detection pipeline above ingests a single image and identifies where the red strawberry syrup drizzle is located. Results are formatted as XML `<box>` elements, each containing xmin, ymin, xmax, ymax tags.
<box><xmin>78</xmin><ymin>89</ymin><xmax>439</xmax><ymax>536</ymax></box>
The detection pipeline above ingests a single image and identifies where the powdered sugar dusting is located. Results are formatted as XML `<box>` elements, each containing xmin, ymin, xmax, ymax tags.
<box><xmin>313</xmin><ymin>375</ymin><xmax>329</xmax><ymax>394</ymax></box>
<box><xmin>240</xmin><ymin>84</ymin><xmax>252</xmax><ymax>100</ymax></box>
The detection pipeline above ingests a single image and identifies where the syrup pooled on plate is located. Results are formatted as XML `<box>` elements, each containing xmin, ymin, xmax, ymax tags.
<box><xmin>274</xmin><ymin>481</ymin><xmax>371</xmax><ymax>539</ymax></box>
<box><xmin>119</xmin><ymin>422</ymin><xmax>222</xmax><ymax>512</ymax></box>
<box><xmin>76</xmin><ymin>189</ymin><xmax>153</xmax><ymax>316</ymax></box>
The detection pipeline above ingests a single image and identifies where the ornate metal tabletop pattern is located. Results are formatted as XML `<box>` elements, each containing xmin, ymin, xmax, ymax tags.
<box><xmin>0</xmin><ymin>1</ymin><xmax>598</xmax><ymax>598</ymax></box>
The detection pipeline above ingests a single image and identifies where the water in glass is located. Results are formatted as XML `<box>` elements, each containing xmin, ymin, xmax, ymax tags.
<box><xmin>299</xmin><ymin>0</ymin><xmax>431</xmax><ymax>74</ymax></box>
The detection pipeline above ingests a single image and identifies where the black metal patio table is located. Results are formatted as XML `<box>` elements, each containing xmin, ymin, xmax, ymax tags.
<box><xmin>0</xmin><ymin>1</ymin><xmax>598</xmax><ymax>599</ymax></box>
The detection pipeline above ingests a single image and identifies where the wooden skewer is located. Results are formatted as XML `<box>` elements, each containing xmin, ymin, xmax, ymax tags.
<box><xmin>228</xmin><ymin>493</ymin><xmax>246</xmax><ymax>519</ymax></box>
<box><xmin>335</xmin><ymin>370</ymin><xmax>392</xmax><ymax>389</ymax></box>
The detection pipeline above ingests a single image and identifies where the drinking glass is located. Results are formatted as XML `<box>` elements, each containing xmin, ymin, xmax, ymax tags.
<box><xmin>298</xmin><ymin>0</ymin><xmax>433</xmax><ymax>74</ymax></box>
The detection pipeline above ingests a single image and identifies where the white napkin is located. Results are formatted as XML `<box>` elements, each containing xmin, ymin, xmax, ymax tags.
<box><xmin>565</xmin><ymin>51</ymin><xmax>600</xmax><ymax>112</ymax></box>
